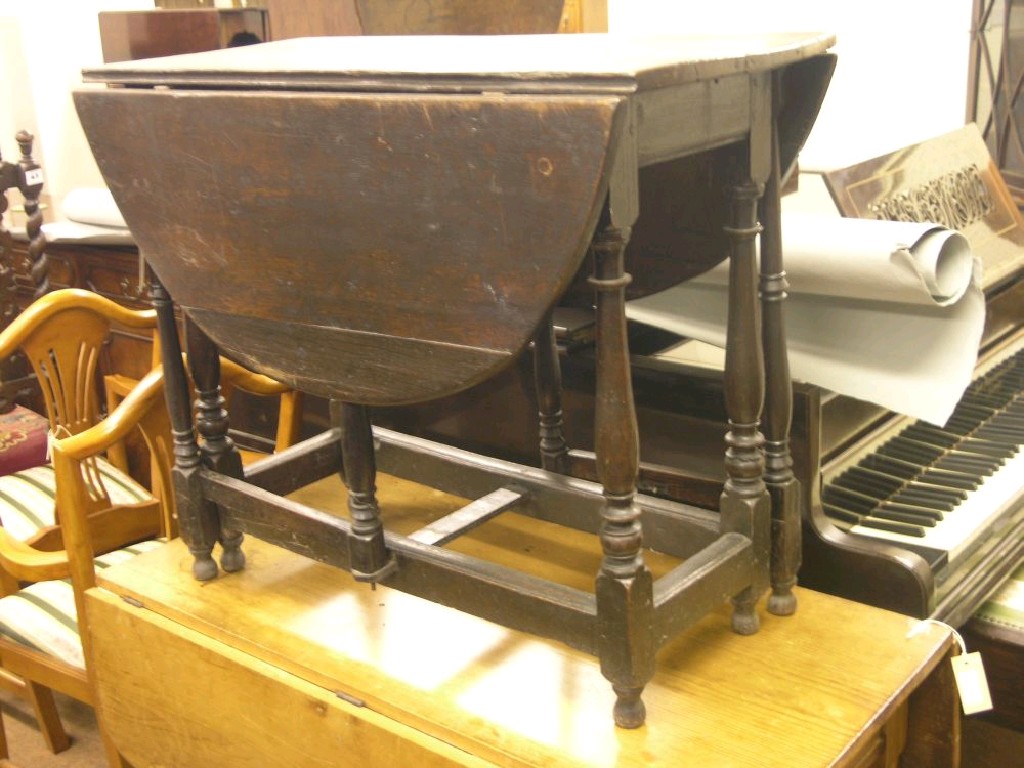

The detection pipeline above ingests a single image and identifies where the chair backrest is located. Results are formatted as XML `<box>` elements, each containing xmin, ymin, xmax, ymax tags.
<box><xmin>0</xmin><ymin>289</ymin><xmax>166</xmax><ymax>529</ymax></box>
<box><xmin>50</xmin><ymin>365</ymin><xmax>171</xmax><ymax>593</ymax></box>
<box><xmin>220</xmin><ymin>356</ymin><xmax>304</xmax><ymax>456</ymax></box>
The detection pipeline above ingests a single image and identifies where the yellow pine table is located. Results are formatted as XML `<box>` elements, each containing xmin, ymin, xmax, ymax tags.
<box><xmin>86</xmin><ymin>474</ymin><xmax>958</xmax><ymax>767</ymax></box>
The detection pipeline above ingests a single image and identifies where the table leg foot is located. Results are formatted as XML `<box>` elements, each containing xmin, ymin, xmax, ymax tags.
<box><xmin>732</xmin><ymin>590</ymin><xmax>760</xmax><ymax>635</ymax></box>
<box><xmin>612</xmin><ymin>686</ymin><xmax>647</xmax><ymax>729</ymax></box>
<box><xmin>191</xmin><ymin>549</ymin><xmax>218</xmax><ymax>581</ymax></box>
<box><xmin>220</xmin><ymin>531</ymin><xmax>246</xmax><ymax>572</ymax></box>
<box><xmin>768</xmin><ymin>584</ymin><xmax>797</xmax><ymax>616</ymax></box>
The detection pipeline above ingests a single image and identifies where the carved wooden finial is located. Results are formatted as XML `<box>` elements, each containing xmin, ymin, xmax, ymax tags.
<box><xmin>15</xmin><ymin>130</ymin><xmax>33</xmax><ymax>160</ymax></box>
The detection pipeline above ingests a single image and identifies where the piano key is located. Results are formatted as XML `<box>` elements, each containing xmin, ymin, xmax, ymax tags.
<box><xmin>897</xmin><ymin>484</ymin><xmax>967</xmax><ymax>503</ymax></box>
<box><xmin>904</xmin><ymin>425</ymin><xmax>1016</xmax><ymax>459</ymax></box>
<box><xmin>861</xmin><ymin>454</ymin><xmax>979</xmax><ymax>489</ymax></box>
<box><xmin>822</xmin><ymin>503</ymin><xmax>861</xmax><ymax>526</ymax></box>
<box><xmin>822</xmin><ymin>484</ymin><xmax>877</xmax><ymax>513</ymax></box>
<box><xmin>825</xmin><ymin>345</ymin><xmax>1024</xmax><ymax>572</ymax></box>
<box><xmin>879</xmin><ymin>501</ymin><xmax>944</xmax><ymax>521</ymax></box>
<box><xmin>889</xmin><ymin>491</ymin><xmax>955</xmax><ymax>512</ymax></box>
<box><xmin>917</xmin><ymin>469</ymin><xmax>979</xmax><ymax>491</ymax></box>
<box><xmin>934</xmin><ymin>456</ymin><xmax>997</xmax><ymax>476</ymax></box>
<box><xmin>831</xmin><ymin>474</ymin><xmax>959</xmax><ymax>512</ymax></box>
<box><xmin>848</xmin><ymin>443</ymin><xmax>1024</xmax><ymax>562</ymax></box>
<box><xmin>857</xmin><ymin>517</ymin><xmax>927</xmax><ymax>538</ymax></box>
<box><xmin>870</xmin><ymin>508</ymin><xmax>938</xmax><ymax>528</ymax></box>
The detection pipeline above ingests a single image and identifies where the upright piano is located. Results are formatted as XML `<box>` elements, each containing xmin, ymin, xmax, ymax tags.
<box><xmin>801</xmin><ymin>126</ymin><xmax>1024</xmax><ymax>626</ymax></box>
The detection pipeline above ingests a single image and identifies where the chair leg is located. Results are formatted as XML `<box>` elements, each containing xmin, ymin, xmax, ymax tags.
<box><xmin>23</xmin><ymin>682</ymin><xmax>70</xmax><ymax>754</ymax></box>
<box><xmin>0</xmin><ymin>701</ymin><xmax>9</xmax><ymax>762</ymax></box>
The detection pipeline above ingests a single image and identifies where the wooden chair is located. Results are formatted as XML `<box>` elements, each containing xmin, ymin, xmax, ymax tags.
<box><xmin>0</xmin><ymin>289</ymin><xmax>172</xmax><ymax>765</ymax></box>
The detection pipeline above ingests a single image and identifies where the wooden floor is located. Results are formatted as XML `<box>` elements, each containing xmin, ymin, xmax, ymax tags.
<box><xmin>1</xmin><ymin>669</ymin><xmax>1022</xmax><ymax>765</ymax></box>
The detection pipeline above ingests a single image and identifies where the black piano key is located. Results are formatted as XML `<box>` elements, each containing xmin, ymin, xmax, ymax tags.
<box><xmin>934</xmin><ymin>456</ymin><xmax>997</xmax><ymax>476</ymax></box>
<box><xmin>822</xmin><ymin>484</ymin><xmax>877</xmax><ymax>513</ymax></box>
<box><xmin>860</xmin><ymin>453</ymin><xmax>919</xmax><ymax>479</ymax></box>
<box><xmin>973</xmin><ymin>425</ymin><xmax>1024</xmax><ymax>444</ymax></box>
<box><xmin>907</xmin><ymin>424</ymin><xmax>1016</xmax><ymax>458</ymax></box>
<box><xmin>860</xmin><ymin>454</ymin><xmax>979</xmax><ymax>490</ymax></box>
<box><xmin>918</xmin><ymin>469</ymin><xmax>979</xmax><ymax>491</ymax></box>
<box><xmin>858</xmin><ymin>517</ymin><xmax>927</xmax><ymax>538</ymax></box>
<box><xmin>831</xmin><ymin>477</ymin><xmax>904</xmax><ymax>508</ymax></box>
<box><xmin>879</xmin><ymin>501</ymin><xmax>944</xmax><ymax>521</ymax></box>
<box><xmin>822</xmin><ymin>503</ymin><xmax>861</xmax><ymax>526</ymax></box>
<box><xmin>841</xmin><ymin>467</ymin><xmax>902</xmax><ymax>495</ymax></box>
<box><xmin>899</xmin><ymin>482</ymin><xmax>967</xmax><ymax>502</ymax></box>
<box><xmin>904</xmin><ymin>423</ymin><xmax>962</xmax><ymax>446</ymax></box>
<box><xmin>890</xmin><ymin>491</ymin><xmax>955</xmax><ymax>512</ymax></box>
<box><xmin>870</xmin><ymin>508</ymin><xmax>938</xmax><ymax>527</ymax></box>
<box><xmin>966</xmin><ymin>391</ymin><xmax>1013</xmax><ymax>409</ymax></box>
<box><xmin>878</xmin><ymin>440</ymin><xmax>942</xmax><ymax>465</ymax></box>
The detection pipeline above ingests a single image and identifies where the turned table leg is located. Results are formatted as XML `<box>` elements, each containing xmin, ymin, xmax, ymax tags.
<box><xmin>186</xmin><ymin>317</ymin><xmax>246</xmax><ymax>573</ymax></box>
<box><xmin>533</xmin><ymin>308</ymin><xmax>571</xmax><ymax>475</ymax></box>
<box><xmin>152</xmin><ymin>279</ymin><xmax>220</xmax><ymax>580</ymax></box>
<box><xmin>759</xmin><ymin>81</ymin><xmax>801</xmax><ymax>617</ymax></box>
<box><xmin>721</xmin><ymin>179</ymin><xmax>771</xmax><ymax>635</ymax></box>
<box><xmin>337</xmin><ymin>401</ymin><xmax>395</xmax><ymax>582</ymax></box>
<box><xmin>590</xmin><ymin>223</ymin><xmax>655</xmax><ymax>729</ymax></box>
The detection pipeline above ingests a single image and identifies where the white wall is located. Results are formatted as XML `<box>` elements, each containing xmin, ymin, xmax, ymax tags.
<box><xmin>609</xmin><ymin>0</ymin><xmax>975</xmax><ymax>170</ymax></box>
<box><xmin>2</xmin><ymin>1</ymin><xmax>978</xmax><ymax>213</ymax></box>
<box><xmin>0</xmin><ymin>0</ymin><xmax>153</xmax><ymax>214</ymax></box>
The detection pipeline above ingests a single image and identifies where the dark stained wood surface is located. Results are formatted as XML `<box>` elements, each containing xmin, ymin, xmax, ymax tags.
<box><xmin>76</xmin><ymin>89</ymin><xmax>623</xmax><ymax>404</ymax></box>
<box><xmin>76</xmin><ymin>34</ymin><xmax>835</xmax><ymax>406</ymax></box>
<box><xmin>80</xmin><ymin>33</ymin><xmax>836</xmax><ymax>94</ymax></box>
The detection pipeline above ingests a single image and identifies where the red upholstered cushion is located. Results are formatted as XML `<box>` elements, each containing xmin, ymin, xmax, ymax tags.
<box><xmin>0</xmin><ymin>405</ymin><xmax>49</xmax><ymax>476</ymax></box>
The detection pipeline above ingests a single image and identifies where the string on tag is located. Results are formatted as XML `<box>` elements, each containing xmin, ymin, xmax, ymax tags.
<box><xmin>907</xmin><ymin>617</ymin><xmax>967</xmax><ymax>654</ymax></box>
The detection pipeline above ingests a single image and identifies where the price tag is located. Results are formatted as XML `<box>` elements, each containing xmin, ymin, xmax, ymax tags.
<box><xmin>24</xmin><ymin>168</ymin><xmax>44</xmax><ymax>186</ymax></box>
<box><xmin>951</xmin><ymin>651</ymin><xmax>993</xmax><ymax>715</ymax></box>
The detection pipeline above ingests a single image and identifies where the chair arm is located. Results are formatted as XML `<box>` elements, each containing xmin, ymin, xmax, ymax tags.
<box><xmin>55</xmin><ymin>367</ymin><xmax>165</xmax><ymax>461</ymax></box>
<box><xmin>0</xmin><ymin>527</ymin><xmax>70</xmax><ymax>582</ymax></box>
<box><xmin>220</xmin><ymin>357</ymin><xmax>294</xmax><ymax>396</ymax></box>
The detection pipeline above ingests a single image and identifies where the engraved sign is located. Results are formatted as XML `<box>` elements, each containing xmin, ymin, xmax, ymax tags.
<box><xmin>823</xmin><ymin>124</ymin><xmax>1024</xmax><ymax>291</ymax></box>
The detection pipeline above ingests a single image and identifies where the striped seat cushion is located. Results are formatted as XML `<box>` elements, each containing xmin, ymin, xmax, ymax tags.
<box><xmin>0</xmin><ymin>539</ymin><xmax>165</xmax><ymax>670</ymax></box>
<box><xmin>973</xmin><ymin>563</ymin><xmax>1024</xmax><ymax>632</ymax></box>
<box><xmin>0</xmin><ymin>458</ymin><xmax>152</xmax><ymax>541</ymax></box>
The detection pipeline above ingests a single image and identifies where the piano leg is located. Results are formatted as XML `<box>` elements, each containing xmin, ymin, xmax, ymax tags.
<box><xmin>153</xmin><ymin>280</ymin><xmax>220</xmax><ymax>581</ymax></box>
<box><xmin>337</xmin><ymin>401</ymin><xmax>396</xmax><ymax>582</ymax></box>
<box><xmin>533</xmin><ymin>307</ymin><xmax>571</xmax><ymax>475</ymax></box>
<box><xmin>590</xmin><ymin>223</ymin><xmax>655</xmax><ymax>729</ymax></box>
<box><xmin>722</xmin><ymin>178</ymin><xmax>771</xmax><ymax>635</ymax></box>
<box><xmin>187</xmin><ymin>317</ymin><xmax>247</xmax><ymax>573</ymax></box>
<box><xmin>759</xmin><ymin>80</ymin><xmax>801</xmax><ymax>617</ymax></box>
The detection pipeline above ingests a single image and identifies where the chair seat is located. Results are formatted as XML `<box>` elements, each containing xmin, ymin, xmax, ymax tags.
<box><xmin>0</xmin><ymin>406</ymin><xmax>48</xmax><ymax>477</ymax></box>
<box><xmin>0</xmin><ymin>540</ymin><xmax>165</xmax><ymax>670</ymax></box>
<box><xmin>0</xmin><ymin>457</ymin><xmax>152</xmax><ymax>542</ymax></box>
